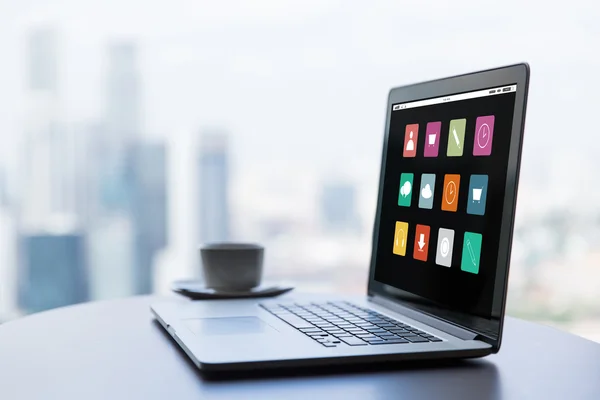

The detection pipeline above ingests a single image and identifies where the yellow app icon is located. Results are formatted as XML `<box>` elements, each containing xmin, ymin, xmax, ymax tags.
<box><xmin>393</xmin><ymin>221</ymin><xmax>409</xmax><ymax>256</ymax></box>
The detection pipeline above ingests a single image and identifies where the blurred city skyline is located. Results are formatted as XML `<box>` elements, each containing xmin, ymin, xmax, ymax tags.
<box><xmin>0</xmin><ymin>1</ymin><xmax>599</xmax><ymax>341</ymax></box>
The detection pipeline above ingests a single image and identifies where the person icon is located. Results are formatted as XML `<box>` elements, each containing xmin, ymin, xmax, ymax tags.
<box><xmin>403</xmin><ymin>124</ymin><xmax>419</xmax><ymax>157</ymax></box>
<box><xmin>406</xmin><ymin>131</ymin><xmax>415</xmax><ymax>152</ymax></box>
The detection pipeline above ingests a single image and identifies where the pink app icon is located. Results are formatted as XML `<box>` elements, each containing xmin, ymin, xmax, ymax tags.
<box><xmin>473</xmin><ymin>115</ymin><xmax>495</xmax><ymax>156</ymax></box>
<box><xmin>424</xmin><ymin>121</ymin><xmax>441</xmax><ymax>157</ymax></box>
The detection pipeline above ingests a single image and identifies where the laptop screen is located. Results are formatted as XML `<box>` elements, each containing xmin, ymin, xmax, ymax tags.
<box><xmin>374</xmin><ymin>84</ymin><xmax>517</xmax><ymax>321</ymax></box>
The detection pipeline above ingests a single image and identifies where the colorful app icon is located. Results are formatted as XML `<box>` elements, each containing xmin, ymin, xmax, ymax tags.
<box><xmin>473</xmin><ymin>115</ymin><xmax>495</xmax><ymax>156</ymax></box>
<box><xmin>393</xmin><ymin>221</ymin><xmax>409</xmax><ymax>256</ymax></box>
<box><xmin>413</xmin><ymin>224</ymin><xmax>430</xmax><ymax>262</ymax></box>
<box><xmin>424</xmin><ymin>122</ymin><xmax>441</xmax><ymax>157</ymax></box>
<box><xmin>447</xmin><ymin>118</ymin><xmax>466</xmax><ymax>157</ymax></box>
<box><xmin>461</xmin><ymin>232</ymin><xmax>483</xmax><ymax>274</ymax></box>
<box><xmin>418</xmin><ymin>173</ymin><xmax>436</xmax><ymax>209</ymax></box>
<box><xmin>435</xmin><ymin>228</ymin><xmax>454</xmax><ymax>267</ymax></box>
<box><xmin>403</xmin><ymin>124</ymin><xmax>419</xmax><ymax>157</ymax></box>
<box><xmin>467</xmin><ymin>175</ymin><xmax>489</xmax><ymax>215</ymax></box>
<box><xmin>441</xmin><ymin>174</ymin><xmax>460</xmax><ymax>212</ymax></box>
<box><xmin>398</xmin><ymin>173</ymin><xmax>414</xmax><ymax>207</ymax></box>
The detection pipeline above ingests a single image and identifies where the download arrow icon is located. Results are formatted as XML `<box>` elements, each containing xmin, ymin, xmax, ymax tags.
<box><xmin>418</xmin><ymin>234</ymin><xmax>426</xmax><ymax>251</ymax></box>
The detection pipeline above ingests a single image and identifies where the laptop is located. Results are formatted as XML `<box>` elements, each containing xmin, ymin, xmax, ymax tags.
<box><xmin>151</xmin><ymin>63</ymin><xmax>530</xmax><ymax>373</ymax></box>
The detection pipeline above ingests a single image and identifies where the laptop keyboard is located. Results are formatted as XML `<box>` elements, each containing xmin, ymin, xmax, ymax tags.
<box><xmin>260</xmin><ymin>301</ymin><xmax>442</xmax><ymax>348</ymax></box>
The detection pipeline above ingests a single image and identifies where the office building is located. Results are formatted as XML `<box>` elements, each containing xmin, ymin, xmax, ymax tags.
<box><xmin>97</xmin><ymin>41</ymin><xmax>142</xmax><ymax>213</ymax></box>
<box><xmin>21</xmin><ymin>27</ymin><xmax>79</xmax><ymax>225</ymax></box>
<box><xmin>19</xmin><ymin>223</ymin><xmax>88</xmax><ymax>314</ymax></box>
<box><xmin>320</xmin><ymin>181</ymin><xmax>360</xmax><ymax>233</ymax></box>
<box><xmin>198</xmin><ymin>130</ymin><xmax>231</xmax><ymax>244</ymax></box>
<box><xmin>0</xmin><ymin>167</ymin><xmax>7</xmax><ymax>207</ymax></box>
<box><xmin>0</xmin><ymin>198</ymin><xmax>17</xmax><ymax>320</ymax></box>
<box><xmin>87</xmin><ymin>214</ymin><xmax>136</xmax><ymax>300</ymax></box>
<box><xmin>128</xmin><ymin>140</ymin><xmax>168</xmax><ymax>294</ymax></box>
<box><xmin>27</xmin><ymin>27</ymin><xmax>58</xmax><ymax>94</ymax></box>
<box><xmin>105</xmin><ymin>42</ymin><xmax>141</xmax><ymax>151</ymax></box>
<box><xmin>84</xmin><ymin>42</ymin><xmax>143</xmax><ymax>299</ymax></box>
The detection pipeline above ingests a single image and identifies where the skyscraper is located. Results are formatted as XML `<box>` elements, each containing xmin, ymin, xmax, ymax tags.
<box><xmin>99</xmin><ymin>41</ymin><xmax>142</xmax><ymax>213</ymax></box>
<box><xmin>17</xmin><ymin>27</ymin><xmax>89</xmax><ymax>314</ymax></box>
<box><xmin>87</xmin><ymin>214</ymin><xmax>135</xmax><ymax>300</ymax></box>
<box><xmin>198</xmin><ymin>130</ymin><xmax>231</xmax><ymax>244</ymax></box>
<box><xmin>19</xmin><ymin>221</ymin><xmax>88</xmax><ymax>314</ymax></box>
<box><xmin>27</xmin><ymin>27</ymin><xmax>58</xmax><ymax>95</ymax></box>
<box><xmin>21</xmin><ymin>27</ymin><xmax>78</xmax><ymax>225</ymax></box>
<box><xmin>0</xmin><ymin>167</ymin><xmax>7</xmax><ymax>208</ymax></box>
<box><xmin>320</xmin><ymin>181</ymin><xmax>360</xmax><ymax>234</ymax></box>
<box><xmin>105</xmin><ymin>42</ymin><xmax>140</xmax><ymax>151</ymax></box>
<box><xmin>0</xmin><ymin>176</ymin><xmax>17</xmax><ymax>320</ymax></box>
<box><xmin>86</xmin><ymin>42</ymin><xmax>142</xmax><ymax>299</ymax></box>
<box><xmin>128</xmin><ymin>140</ymin><xmax>168</xmax><ymax>294</ymax></box>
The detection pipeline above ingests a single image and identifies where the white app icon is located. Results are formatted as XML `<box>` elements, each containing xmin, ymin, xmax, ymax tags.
<box><xmin>436</xmin><ymin>228</ymin><xmax>455</xmax><ymax>267</ymax></box>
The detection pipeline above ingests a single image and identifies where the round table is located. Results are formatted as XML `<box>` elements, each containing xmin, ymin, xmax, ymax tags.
<box><xmin>1</xmin><ymin>295</ymin><xmax>599</xmax><ymax>399</ymax></box>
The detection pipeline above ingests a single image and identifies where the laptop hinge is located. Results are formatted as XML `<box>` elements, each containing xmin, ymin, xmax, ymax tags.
<box><xmin>369</xmin><ymin>295</ymin><xmax>479</xmax><ymax>341</ymax></box>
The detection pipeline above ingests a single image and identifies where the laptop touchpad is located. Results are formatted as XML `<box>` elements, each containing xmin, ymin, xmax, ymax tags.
<box><xmin>184</xmin><ymin>317</ymin><xmax>277</xmax><ymax>336</ymax></box>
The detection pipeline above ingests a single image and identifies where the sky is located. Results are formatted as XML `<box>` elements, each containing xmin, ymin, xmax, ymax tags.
<box><xmin>0</xmin><ymin>0</ymin><xmax>599</xmax><ymax>183</ymax></box>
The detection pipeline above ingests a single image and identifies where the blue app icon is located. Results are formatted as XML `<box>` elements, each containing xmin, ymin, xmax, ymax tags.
<box><xmin>467</xmin><ymin>175</ymin><xmax>488</xmax><ymax>215</ymax></box>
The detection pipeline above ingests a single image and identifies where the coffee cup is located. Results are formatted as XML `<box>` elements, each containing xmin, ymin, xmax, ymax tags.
<box><xmin>199</xmin><ymin>243</ymin><xmax>264</xmax><ymax>292</ymax></box>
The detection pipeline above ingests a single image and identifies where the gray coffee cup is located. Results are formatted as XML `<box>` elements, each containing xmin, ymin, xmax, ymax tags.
<box><xmin>200</xmin><ymin>243</ymin><xmax>264</xmax><ymax>291</ymax></box>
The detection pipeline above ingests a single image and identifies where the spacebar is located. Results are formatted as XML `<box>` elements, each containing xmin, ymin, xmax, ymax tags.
<box><xmin>278</xmin><ymin>315</ymin><xmax>315</xmax><ymax>329</ymax></box>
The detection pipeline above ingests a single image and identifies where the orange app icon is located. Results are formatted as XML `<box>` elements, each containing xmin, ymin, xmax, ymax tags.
<box><xmin>413</xmin><ymin>224</ymin><xmax>430</xmax><ymax>262</ymax></box>
<box><xmin>442</xmin><ymin>174</ymin><xmax>461</xmax><ymax>212</ymax></box>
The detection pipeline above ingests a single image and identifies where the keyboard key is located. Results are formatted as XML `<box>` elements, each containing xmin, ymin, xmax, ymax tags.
<box><xmin>379</xmin><ymin>334</ymin><xmax>397</xmax><ymax>339</ymax></box>
<box><xmin>348</xmin><ymin>329</ymin><xmax>367</xmax><ymax>335</ymax></box>
<box><xmin>339</xmin><ymin>336</ymin><xmax>368</xmax><ymax>346</ymax></box>
<box><xmin>358</xmin><ymin>323</ymin><xmax>376</xmax><ymax>329</ymax></box>
<box><xmin>355</xmin><ymin>334</ymin><xmax>378</xmax><ymax>340</ymax></box>
<box><xmin>307</xmin><ymin>332</ymin><xmax>329</xmax><ymax>337</ymax></box>
<box><xmin>299</xmin><ymin>328</ymin><xmax>323</xmax><ymax>334</ymax></box>
<box><xmin>397</xmin><ymin>332</ymin><xmax>418</xmax><ymax>337</ymax></box>
<box><xmin>278</xmin><ymin>315</ymin><xmax>315</xmax><ymax>329</ymax></box>
<box><xmin>333</xmin><ymin>333</ymin><xmax>352</xmax><ymax>338</ymax></box>
<box><xmin>405</xmin><ymin>336</ymin><xmax>429</xmax><ymax>343</ymax></box>
<box><xmin>384</xmin><ymin>338</ymin><xmax>409</xmax><ymax>344</ymax></box>
<box><xmin>366</xmin><ymin>328</ymin><xmax>388</xmax><ymax>334</ymax></box>
<box><xmin>321</xmin><ymin>343</ymin><xmax>337</xmax><ymax>347</ymax></box>
<box><xmin>365</xmin><ymin>339</ymin><xmax>387</xmax><ymax>344</ymax></box>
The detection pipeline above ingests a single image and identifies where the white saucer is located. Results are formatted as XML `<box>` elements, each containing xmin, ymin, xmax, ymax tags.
<box><xmin>171</xmin><ymin>279</ymin><xmax>294</xmax><ymax>300</ymax></box>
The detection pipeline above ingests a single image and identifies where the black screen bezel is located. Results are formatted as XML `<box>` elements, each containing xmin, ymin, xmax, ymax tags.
<box><xmin>367</xmin><ymin>63</ymin><xmax>530</xmax><ymax>351</ymax></box>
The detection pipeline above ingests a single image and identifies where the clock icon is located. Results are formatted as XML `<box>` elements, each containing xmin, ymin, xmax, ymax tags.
<box><xmin>477</xmin><ymin>123</ymin><xmax>491</xmax><ymax>149</ymax></box>
<box><xmin>444</xmin><ymin>181</ymin><xmax>457</xmax><ymax>205</ymax></box>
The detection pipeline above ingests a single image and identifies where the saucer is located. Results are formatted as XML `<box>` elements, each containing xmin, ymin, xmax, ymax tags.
<box><xmin>171</xmin><ymin>279</ymin><xmax>294</xmax><ymax>300</ymax></box>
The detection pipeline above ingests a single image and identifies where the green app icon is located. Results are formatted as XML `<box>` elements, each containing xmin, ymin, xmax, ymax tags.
<box><xmin>398</xmin><ymin>173</ymin><xmax>414</xmax><ymax>207</ymax></box>
<box><xmin>461</xmin><ymin>232</ymin><xmax>482</xmax><ymax>274</ymax></box>
<box><xmin>447</xmin><ymin>119</ymin><xmax>466</xmax><ymax>157</ymax></box>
